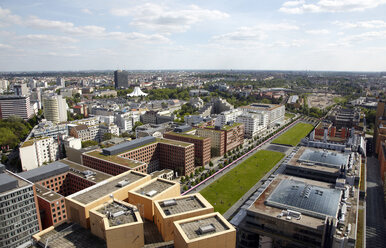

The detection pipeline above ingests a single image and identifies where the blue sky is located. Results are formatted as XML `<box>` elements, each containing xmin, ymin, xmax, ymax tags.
<box><xmin>1</xmin><ymin>0</ymin><xmax>386</xmax><ymax>71</ymax></box>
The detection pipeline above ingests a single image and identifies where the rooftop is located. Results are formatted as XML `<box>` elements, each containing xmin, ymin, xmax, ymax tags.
<box><xmin>134</xmin><ymin>179</ymin><xmax>175</xmax><ymax>198</ymax></box>
<box><xmin>85</xmin><ymin>150</ymin><xmax>144</xmax><ymax>168</ymax></box>
<box><xmin>167</xmin><ymin>131</ymin><xmax>206</xmax><ymax>141</ymax></box>
<box><xmin>102</xmin><ymin>136</ymin><xmax>156</xmax><ymax>156</ymax></box>
<box><xmin>70</xmin><ymin>171</ymin><xmax>147</xmax><ymax>204</ymax></box>
<box><xmin>61</xmin><ymin>159</ymin><xmax>111</xmax><ymax>183</ymax></box>
<box><xmin>158</xmin><ymin>194</ymin><xmax>209</xmax><ymax>216</ymax></box>
<box><xmin>221</xmin><ymin>122</ymin><xmax>243</xmax><ymax>131</ymax></box>
<box><xmin>297</xmin><ymin>147</ymin><xmax>348</xmax><ymax>168</ymax></box>
<box><xmin>18</xmin><ymin>161</ymin><xmax>69</xmax><ymax>183</ymax></box>
<box><xmin>35</xmin><ymin>184</ymin><xmax>63</xmax><ymax>202</ymax></box>
<box><xmin>96</xmin><ymin>201</ymin><xmax>138</xmax><ymax>227</ymax></box>
<box><xmin>179</xmin><ymin>214</ymin><xmax>230</xmax><ymax>240</ymax></box>
<box><xmin>266</xmin><ymin>178</ymin><xmax>341</xmax><ymax>219</ymax></box>
<box><xmin>157</xmin><ymin>138</ymin><xmax>193</xmax><ymax>147</ymax></box>
<box><xmin>35</xmin><ymin>223</ymin><xmax>106</xmax><ymax>248</ymax></box>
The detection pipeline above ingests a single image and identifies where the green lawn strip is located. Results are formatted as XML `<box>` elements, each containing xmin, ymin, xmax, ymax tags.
<box><xmin>285</xmin><ymin>113</ymin><xmax>295</xmax><ymax>119</ymax></box>
<box><xmin>355</xmin><ymin>208</ymin><xmax>364</xmax><ymax>248</ymax></box>
<box><xmin>271</xmin><ymin>123</ymin><xmax>314</xmax><ymax>146</ymax></box>
<box><xmin>200</xmin><ymin>150</ymin><xmax>285</xmax><ymax>214</ymax></box>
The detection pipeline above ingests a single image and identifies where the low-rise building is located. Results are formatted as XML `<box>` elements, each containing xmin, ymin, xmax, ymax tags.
<box><xmin>128</xmin><ymin>178</ymin><xmax>180</xmax><ymax>221</ymax></box>
<box><xmin>154</xmin><ymin>193</ymin><xmax>214</xmax><ymax>241</ymax></box>
<box><xmin>173</xmin><ymin>212</ymin><xmax>236</xmax><ymax>248</ymax></box>
<box><xmin>89</xmin><ymin>200</ymin><xmax>144</xmax><ymax>248</ymax></box>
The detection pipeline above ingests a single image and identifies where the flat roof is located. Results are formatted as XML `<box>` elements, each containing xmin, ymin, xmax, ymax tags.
<box><xmin>35</xmin><ymin>223</ymin><xmax>106</xmax><ymax>248</ymax></box>
<box><xmin>167</xmin><ymin>131</ymin><xmax>206</xmax><ymax>140</ymax></box>
<box><xmin>18</xmin><ymin>161</ymin><xmax>69</xmax><ymax>183</ymax></box>
<box><xmin>159</xmin><ymin>195</ymin><xmax>206</xmax><ymax>216</ymax></box>
<box><xmin>135</xmin><ymin>179</ymin><xmax>175</xmax><ymax>198</ymax></box>
<box><xmin>266</xmin><ymin>179</ymin><xmax>341</xmax><ymax>219</ymax></box>
<box><xmin>96</xmin><ymin>201</ymin><xmax>138</xmax><ymax>227</ymax></box>
<box><xmin>35</xmin><ymin>184</ymin><xmax>63</xmax><ymax>202</ymax></box>
<box><xmin>157</xmin><ymin>138</ymin><xmax>193</xmax><ymax>147</ymax></box>
<box><xmin>85</xmin><ymin>150</ymin><xmax>144</xmax><ymax>168</ymax></box>
<box><xmin>298</xmin><ymin>147</ymin><xmax>348</xmax><ymax>168</ymax></box>
<box><xmin>179</xmin><ymin>215</ymin><xmax>230</xmax><ymax>240</ymax></box>
<box><xmin>0</xmin><ymin>171</ymin><xmax>30</xmax><ymax>194</ymax></box>
<box><xmin>70</xmin><ymin>172</ymin><xmax>146</xmax><ymax>204</ymax></box>
<box><xmin>102</xmin><ymin>136</ymin><xmax>156</xmax><ymax>155</ymax></box>
<box><xmin>61</xmin><ymin>159</ymin><xmax>111</xmax><ymax>183</ymax></box>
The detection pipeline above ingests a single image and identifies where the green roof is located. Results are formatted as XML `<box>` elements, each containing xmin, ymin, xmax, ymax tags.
<box><xmin>157</xmin><ymin>138</ymin><xmax>193</xmax><ymax>147</ymax></box>
<box><xmin>21</xmin><ymin>140</ymin><xmax>35</xmax><ymax>148</ymax></box>
<box><xmin>85</xmin><ymin>150</ymin><xmax>144</xmax><ymax>168</ymax></box>
<box><xmin>221</xmin><ymin>122</ymin><xmax>242</xmax><ymax>131</ymax></box>
<box><xmin>168</xmin><ymin>131</ymin><xmax>206</xmax><ymax>140</ymax></box>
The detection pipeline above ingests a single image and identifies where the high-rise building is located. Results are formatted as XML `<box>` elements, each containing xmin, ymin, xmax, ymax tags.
<box><xmin>0</xmin><ymin>95</ymin><xmax>34</xmax><ymax>120</ymax></box>
<box><xmin>0</xmin><ymin>169</ymin><xmax>42</xmax><ymax>248</ymax></box>
<box><xmin>14</xmin><ymin>84</ymin><xmax>29</xmax><ymax>96</ymax></box>
<box><xmin>43</xmin><ymin>95</ymin><xmax>67</xmax><ymax>123</ymax></box>
<box><xmin>114</xmin><ymin>70</ymin><xmax>129</xmax><ymax>89</ymax></box>
<box><xmin>56</xmin><ymin>77</ymin><xmax>65</xmax><ymax>87</ymax></box>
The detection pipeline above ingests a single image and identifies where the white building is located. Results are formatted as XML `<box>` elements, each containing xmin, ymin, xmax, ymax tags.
<box><xmin>239</xmin><ymin>103</ymin><xmax>285</xmax><ymax>127</ymax></box>
<box><xmin>42</xmin><ymin>94</ymin><xmax>68</xmax><ymax>123</ymax></box>
<box><xmin>215</xmin><ymin>109</ymin><xmax>242</xmax><ymax>126</ymax></box>
<box><xmin>236</xmin><ymin>113</ymin><xmax>267</xmax><ymax>138</ymax></box>
<box><xmin>99</xmin><ymin>123</ymin><xmax>120</xmax><ymax>138</ymax></box>
<box><xmin>0</xmin><ymin>95</ymin><xmax>34</xmax><ymax>120</ymax></box>
<box><xmin>62</xmin><ymin>136</ymin><xmax>82</xmax><ymax>149</ymax></box>
<box><xmin>115</xmin><ymin>112</ymin><xmax>140</xmax><ymax>132</ymax></box>
<box><xmin>19</xmin><ymin>137</ymin><xmax>59</xmax><ymax>171</ymax></box>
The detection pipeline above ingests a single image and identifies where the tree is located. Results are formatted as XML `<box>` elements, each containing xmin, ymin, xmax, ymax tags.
<box><xmin>183</xmin><ymin>185</ymin><xmax>188</xmax><ymax>191</ymax></box>
<box><xmin>103</xmin><ymin>132</ymin><xmax>113</xmax><ymax>141</ymax></box>
<box><xmin>121</xmin><ymin>132</ymin><xmax>130</xmax><ymax>138</ymax></box>
<box><xmin>180</xmin><ymin>176</ymin><xmax>185</xmax><ymax>183</ymax></box>
<box><xmin>209</xmin><ymin>161</ymin><xmax>214</xmax><ymax>167</ymax></box>
<box><xmin>132</xmin><ymin>121</ymin><xmax>143</xmax><ymax>132</ymax></box>
<box><xmin>81</xmin><ymin>140</ymin><xmax>98</xmax><ymax>148</ymax></box>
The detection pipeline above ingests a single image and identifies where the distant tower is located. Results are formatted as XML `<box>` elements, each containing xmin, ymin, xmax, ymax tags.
<box><xmin>14</xmin><ymin>84</ymin><xmax>29</xmax><ymax>96</ymax></box>
<box><xmin>114</xmin><ymin>70</ymin><xmax>129</xmax><ymax>89</ymax></box>
<box><xmin>56</xmin><ymin>77</ymin><xmax>65</xmax><ymax>87</ymax></box>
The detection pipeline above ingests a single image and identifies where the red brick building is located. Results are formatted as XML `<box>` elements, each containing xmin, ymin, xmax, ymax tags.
<box><xmin>163</xmin><ymin>131</ymin><xmax>211</xmax><ymax>166</ymax></box>
<box><xmin>82</xmin><ymin>137</ymin><xmax>195</xmax><ymax>176</ymax></box>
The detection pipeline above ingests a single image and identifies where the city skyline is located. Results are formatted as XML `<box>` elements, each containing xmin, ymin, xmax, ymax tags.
<box><xmin>1</xmin><ymin>0</ymin><xmax>386</xmax><ymax>71</ymax></box>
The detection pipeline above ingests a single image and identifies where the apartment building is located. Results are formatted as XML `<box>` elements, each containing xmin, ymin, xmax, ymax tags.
<box><xmin>164</xmin><ymin>126</ymin><xmax>211</xmax><ymax>166</ymax></box>
<box><xmin>19</xmin><ymin>137</ymin><xmax>59</xmax><ymax>171</ymax></box>
<box><xmin>236</xmin><ymin>113</ymin><xmax>267</xmax><ymax>138</ymax></box>
<box><xmin>239</xmin><ymin>103</ymin><xmax>285</xmax><ymax>127</ymax></box>
<box><xmin>0</xmin><ymin>95</ymin><xmax>34</xmax><ymax>120</ymax></box>
<box><xmin>0</xmin><ymin>170</ymin><xmax>41</xmax><ymax>248</ymax></box>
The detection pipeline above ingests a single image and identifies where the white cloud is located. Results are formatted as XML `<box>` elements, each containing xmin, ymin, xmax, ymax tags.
<box><xmin>280</xmin><ymin>0</ymin><xmax>386</xmax><ymax>14</ymax></box>
<box><xmin>111</xmin><ymin>3</ymin><xmax>229</xmax><ymax>33</ymax></box>
<box><xmin>306</xmin><ymin>29</ymin><xmax>330</xmax><ymax>34</ymax></box>
<box><xmin>0</xmin><ymin>43</ymin><xmax>12</xmax><ymax>49</ymax></box>
<box><xmin>341</xmin><ymin>30</ymin><xmax>386</xmax><ymax>43</ymax></box>
<box><xmin>334</xmin><ymin>20</ymin><xmax>386</xmax><ymax>29</ymax></box>
<box><xmin>21</xmin><ymin>34</ymin><xmax>79</xmax><ymax>44</ymax></box>
<box><xmin>81</xmin><ymin>8</ymin><xmax>92</xmax><ymax>15</ymax></box>
<box><xmin>0</xmin><ymin>7</ymin><xmax>22</xmax><ymax>27</ymax></box>
<box><xmin>211</xmin><ymin>23</ymin><xmax>299</xmax><ymax>43</ymax></box>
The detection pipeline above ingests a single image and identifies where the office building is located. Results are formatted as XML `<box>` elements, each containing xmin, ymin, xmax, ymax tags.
<box><xmin>0</xmin><ymin>95</ymin><xmax>34</xmax><ymax>120</ymax></box>
<box><xmin>14</xmin><ymin>83</ymin><xmax>29</xmax><ymax>96</ymax></box>
<box><xmin>285</xmin><ymin>146</ymin><xmax>360</xmax><ymax>184</ymax></box>
<box><xmin>89</xmin><ymin>200</ymin><xmax>144</xmax><ymax>248</ymax></box>
<box><xmin>19</xmin><ymin>137</ymin><xmax>59</xmax><ymax>171</ymax></box>
<box><xmin>173</xmin><ymin>212</ymin><xmax>236</xmax><ymax>248</ymax></box>
<box><xmin>66</xmin><ymin>170</ymin><xmax>150</xmax><ymax>228</ymax></box>
<box><xmin>327</xmin><ymin>107</ymin><xmax>362</xmax><ymax>130</ymax></box>
<box><xmin>0</xmin><ymin>170</ymin><xmax>42</xmax><ymax>248</ymax></box>
<box><xmin>239</xmin><ymin>103</ymin><xmax>285</xmax><ymax>127</ymax></box>
<box><xmin>128</xmin><ymin>178</ymin><xmax>180</xmax><ymax>220</ymax></box>
<box><xmin>114</xmin><ymin>70</ymin><xmax>129</xmax><ymax>89</ymax></box>
<box><xmin>82</xmin><ymin>136</ymin><xmax>195</xmax><ymax>176</ymax></box>
<box><xmin>197</xmin><ymin>123</ymin><xmax>244</xmax><ymax>156</ymax></box>
<box><xmin>56</xmin><ymin>77</ymin><xmax>65</xmax><ymax>87</ymax></box>
<box><xmin>154</xmin><ymin>194</ymin><xmax>214</xmax><ymax>241</ymax></box>
<box><xmin>43</xmin><ymin>94</ymin><xmax>67</xmax><ymax>123</ymax></box>
<box><xmin>237</xmin><ymin>174</ymin><xmax>358</xmax><ymax>248</ymax></box>
<box><xmin>164</xmin><ymin>126</ymin><xmax>211</xmax><ymax>166</ymax></box>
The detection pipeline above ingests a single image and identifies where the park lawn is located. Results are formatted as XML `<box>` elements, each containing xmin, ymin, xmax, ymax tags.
<box><xmin>285</xmin><ymin>113</ymin><xmax>295</xmax><ymax>119</ymax></box>
<box><xmin>200</xmin><ymin>150</ymin><xmax>285</xmax><ymax>214</ymax></box>
<box><xmin>272</xmin><ymin>122</ymin><xmax>314</xmax><ymax>146</ymax></box>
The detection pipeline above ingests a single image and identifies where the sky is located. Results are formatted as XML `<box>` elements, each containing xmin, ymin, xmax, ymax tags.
<box><xmin>1</xmin><ymin>0</ymin><xmax>386</xmax><ymax>71</ymax></box>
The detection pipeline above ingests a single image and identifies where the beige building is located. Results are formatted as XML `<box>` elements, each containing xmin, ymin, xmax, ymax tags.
<box><xmin>196</xmin><ymin>128</ymin><xmax>225</xmax><ymax>156</ymax></box>
<box><xmin>66</xmin><ymin>170</ymin><xmax>151</xmax><ymax>228</ymax></box>
<box><xmin>89</xmin><ymin>200</ymin><xmax>144</xmax><ymax>248</ymax></box>
<box><xmin>173</xmin><ymin>212</ymin><xmax>236</xmax><ymax>248</ymax></box>
<box><xmin>43</xmin><ymin>94</ymin><xmax>67</xmax><ymax>123</ymax></box>
<box><xmin>128</xmin><ymin>178</ymin><xmax>180</xmax><ymax>221</ymax></box>
<box><xmin>154</xmin><ymin>193</ymin><xmax>214</xmax><ymax>242</ymax></box>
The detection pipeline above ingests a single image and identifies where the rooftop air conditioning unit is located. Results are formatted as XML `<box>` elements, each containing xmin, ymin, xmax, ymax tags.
<box><xmin>198</xmin><ymin>224</ymin><xmax>216</xmax><ymax>234</ymax></box>
<box><xmin>117</xmin><ymin>180</ymin><xmax>130</xmax><ymax>187</ymax></box>
<box><xmin>146</xmin><ymin>190</ymin><xmax>157</xmax><ymax>197</ymax></box>
<box><xmin>111</xmin><ymin>211</ymin><xmax>125</xmax><ymax>218</ymax></box>
<box><xmin>163</xmin><ymin>199</ymin><xmax>177</xmax><ymax>207</ymax></box>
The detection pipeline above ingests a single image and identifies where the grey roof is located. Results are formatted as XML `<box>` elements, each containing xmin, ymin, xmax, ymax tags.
<box><xmin>174</xmin><ymin>125</ymin><xmax>192</xmax><ymax>133</ymax></box>
<box><xmin>0</xmin><ymin>173</ymin><xmax>18</xmax><ymax>193</ymax></box>
<box><xmin>266</xmin><ymin>179</ymin><xmax>341</xmax><ymax>219</ymax></box>
<box><xmin>298</xmin><ymin>149</ymin><xmax>348</xmax><ymax>168</ymax></box>
<box><xmin>102</xmin><ymin>136</ymin><xmax>156</xmax><ymax>156</ymax></box>
<box><xmin>18</xmin><ymin>161</ymin><xmax>69</xmax><ymax>183</ymax></box>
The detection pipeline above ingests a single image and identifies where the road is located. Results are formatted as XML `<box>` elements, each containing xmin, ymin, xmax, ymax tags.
<box><xmin>366</xmin><ymin>156</ymin><xmax>386</xmax><ymax>248</ymax></box>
